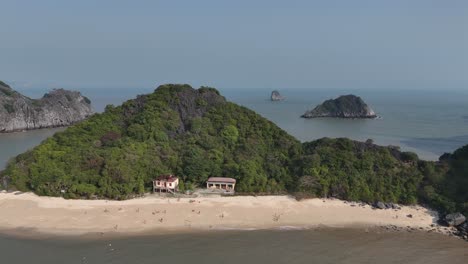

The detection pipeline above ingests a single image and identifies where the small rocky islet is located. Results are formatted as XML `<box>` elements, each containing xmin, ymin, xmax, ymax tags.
<box><xmin>301</xmin><ymin>94</ymin><xmax>377</xmax><ymax>119</ymax></box>
<box><xmin>0</xmin><ymin>80</ymin><xmax>93</xmax><ymax>132</ymax></box>
<box><xmin>270</xmin><ymin>90</ymin><xmax>285</xmax><ymax>101</ymax></box>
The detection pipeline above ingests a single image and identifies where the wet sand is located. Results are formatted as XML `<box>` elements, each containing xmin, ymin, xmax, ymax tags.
<box><xmin>0</xmin><ymin>228</ymin><xmax>467</xmax><ymax>264</ymax></box>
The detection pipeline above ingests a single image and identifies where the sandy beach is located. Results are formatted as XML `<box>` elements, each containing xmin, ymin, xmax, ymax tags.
<box><xmin>0</xmin><ymin>191</ymin><xmax>445</xmax><ymax>237</ymax></box>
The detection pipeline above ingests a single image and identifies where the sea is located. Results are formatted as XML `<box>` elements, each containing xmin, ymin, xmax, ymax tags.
<box><xmin>0</xmin><ymin>229</ymin><xmax>466</xmax><ymax>264</ymax></box>
<box><xmin>1</xmin><ymin>87</ymin><xmax>467</xmax><ymax>262</ymax></box>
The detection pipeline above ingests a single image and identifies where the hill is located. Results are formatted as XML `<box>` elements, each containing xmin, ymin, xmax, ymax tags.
<box><xmin>301</xmin><ymin>94</ymin><xmax>377</xmax><ymax>118</ymax></box>
<box><xmin>0</xmin><ymin>81</ymin><xmax>93</xmax><ymax>132</ymax></box>
<box><xmin>1</xmin><ymin>84</ymin><xmax>301</xmax><ymax>199</ymax></box>
<box><xmin>0</xmin><ymin>84</ymin><xmax>466</xmax><ymax>218</ymax></box>
<box><xmin>419</xmin><ymin>145</ymin><xmax>468</xmax><ymax>216</ymax></box>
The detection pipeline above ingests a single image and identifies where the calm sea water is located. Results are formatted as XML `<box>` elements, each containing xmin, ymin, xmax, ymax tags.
<box><xmin>222</xmin><ymin>88</ymin><xmax>468</xmax><ymax>161</ymax></box>
<box><xmin>0</xmin><ymin>229</ymin><xmax>466</xmax><ymax>264</ymax></box>
<box><xmin>1</xmin><ymin>87</ymin><xmax>468</xmax><ymax>169</ymax></box>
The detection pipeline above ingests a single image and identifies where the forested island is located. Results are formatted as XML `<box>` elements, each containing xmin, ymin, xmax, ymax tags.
<box><xmin>302</xmin><ymin>94</ymin><xmax>377</xmax><ymax>118</ymax></box>
<box><xmin>0</xmin><ymin>84</ymin><xmax>466</xmax><ymax>225</ymax></box>
<box><xmin>0</xmin><ymin>81</ymin><xmax>93</xmax><ymax>132</ymax></box>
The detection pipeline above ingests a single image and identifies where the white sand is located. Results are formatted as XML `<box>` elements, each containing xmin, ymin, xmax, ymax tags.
<box><xmin>0</xmin><ymin>191</ymin><xmax>440</xmax><ymax>236</ymax></box>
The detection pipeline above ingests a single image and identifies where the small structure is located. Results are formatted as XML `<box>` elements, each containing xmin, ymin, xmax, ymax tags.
<box><xmin>206</xmin><ymin>177</ymin><xmax>236</xmax><ymax>193</ymax></box>
<box><xmin>153</xmin><ymin>175</ymin><xmax>179</xmax><ymax>194</ymax></box>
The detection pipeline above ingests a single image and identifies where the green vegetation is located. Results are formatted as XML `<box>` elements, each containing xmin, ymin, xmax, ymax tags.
<box><xmin>31</xmin><ymin>100</ymin><xmax>43</xmax><ymax>108</ymax></box>
<box><xmin>0</xmin><ymin>84</ymin><xmax>466</xmax><ymax>217</ymax></box>
<box><xmin>0</xmin><ymin>87</ymin><xmax>13</xmax><ymax>96</ymax></box>
<box><xmin>0</xmin><ymin>80</ymin><xmax>11</xmax><ymax>88</ymax></box>
<box><xmin>303</xmin><ymin>94</ymin><xmax>376</xmax><ymax>118</ymax></box>
<box><xmin>295</xmin><ymin>138</ymin><xmax>467</xmax><ymax>216</ymax></box>
<box><xmin>295</xmin><ymin>138</ymin><xmax>423</xmax><ymax>204</ymax></box>
<box><xmin>418</xmin><ymin>146</ymin><xmax>468</xmax><ymax>216</ymax></box>
<box><xmin>0</xmin><ymin>86</ymin><xmax>14</xmax><ymax>97</ymax></box>
<box><xmin>1</xmin><ymin>84</ymin><xmax>300</xmax><ymax>199</ymax></box>
<box><xmin>0</xmin><ymin>81</ymin><xmax>14</xmax><ymax>96</ymax></box>
<box><xmin>3</xmin><ymin>103</ymin><xmax>15</xmax><ymax>113</ymax></box>
<box><xmin>320</xmin><ymin>96</ymin><xmax>361</xmax><ymax>113</ymax></box>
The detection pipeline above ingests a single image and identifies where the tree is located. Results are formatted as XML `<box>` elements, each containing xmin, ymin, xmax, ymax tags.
<box><xmin>221</xmin><ymin>125</ymin><xmax>239</xmax><ymax>147</ymax></box>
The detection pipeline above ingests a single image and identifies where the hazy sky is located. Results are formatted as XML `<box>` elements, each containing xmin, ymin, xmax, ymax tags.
<box><xmin>1</xmin><ymin>0</ymin><xmax>467</xmax><ymax>90</ymax></box>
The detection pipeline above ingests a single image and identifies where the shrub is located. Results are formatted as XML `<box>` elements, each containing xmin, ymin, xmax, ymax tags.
<box><xmin>3</xmin><ymin>103</ymin><xmax>14</xmax><ymax>113</ymax></box>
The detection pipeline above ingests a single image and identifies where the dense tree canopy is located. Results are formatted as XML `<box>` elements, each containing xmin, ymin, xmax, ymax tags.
<box><xmin>418</xmin><ymin>146</ymin><xmax>468</xmax><ymax>216</ymax></box>
<box><xmin>1</xmin><ymin>84</ymin><xmax>467</xmax><ymax>216</ymax></box>
<box><xmin>1</xmin><ymin>84</ymin><xmax>300</xmax><ymax>199</ymax></box>
<box><xmin>295</xmin><ymin>138</ymin><xmax>423</xmax><ymax>204</ymax></box>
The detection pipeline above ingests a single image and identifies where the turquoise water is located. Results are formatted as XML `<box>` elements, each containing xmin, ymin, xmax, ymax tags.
<box><xmin>1</xmin><ymin>88</ymin><xmax>468</xmax><ymax>170</ymax></box>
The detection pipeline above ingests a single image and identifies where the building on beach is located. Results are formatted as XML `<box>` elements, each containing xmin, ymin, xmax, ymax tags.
<box><xmin>206</xmin><ymin>177</ymin><xmax>236</xmax><ymax>193</ymax></box>
<box><xmin>153</xmin><ymin>175</ymin><xmax>179</xmax><ymax>194</ymax></box>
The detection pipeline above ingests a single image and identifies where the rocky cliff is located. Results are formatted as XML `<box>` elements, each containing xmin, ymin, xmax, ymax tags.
<box><xmin>270</xmin><ymin>90</ymin><xmax>284</xmax><ymax>101</ymax></box>
<box><xmin>0</xmin><ymin>81</ymin><xmax>93</xmax><ymax>132</ymax></box>
<box><xmin>301</xmin><ymin>94</ymin><xmax>376</xmax><ymax>119</ymax></box>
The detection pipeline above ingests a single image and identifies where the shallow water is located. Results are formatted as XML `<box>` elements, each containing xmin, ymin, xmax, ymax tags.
<box><xmin>0</xmin><ymin>229</ymin><xmax>466</xmax><ymax>264</ymax></box>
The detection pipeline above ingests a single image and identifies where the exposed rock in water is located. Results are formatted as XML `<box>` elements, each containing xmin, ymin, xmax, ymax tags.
<box><xmin>271</xmin><ymin>90</ymin><xmax>284</xmax><ymax>101</ymax></box>
<box><xmin>301</xmin><ymin>94</ymin><xmax>377</xmax><ymax>119</ymax></box>
<box><xmin>445</xmin><ymin>212</ymin><xmax>466</xmax><ymax>227</ymax></box>
<box><xmin>0</xmin><ymin>81</ymin><xmax>93</xmax><ymax>132</ymax></box>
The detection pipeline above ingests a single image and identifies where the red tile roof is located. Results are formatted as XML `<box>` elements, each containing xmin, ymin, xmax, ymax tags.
<box><xmin>155</xmin><ymin>175</ymin><xmax>178</xmax><ymax>182</ymax></box>
<box><xmin>207</xmin><ymin>177</ymin><xmax>236</xmax><ymax>184</ymax></box>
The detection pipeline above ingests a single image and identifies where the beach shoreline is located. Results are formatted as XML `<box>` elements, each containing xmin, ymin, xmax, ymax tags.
<box><xmin>0</xmin><ymin>191</ymin><xmax>456</xmax><ymax>239</ymax></box>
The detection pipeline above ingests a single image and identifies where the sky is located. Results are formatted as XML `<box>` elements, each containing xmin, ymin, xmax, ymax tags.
<box><xmin>1</xmin><ymin>0</ymin><xmax>467</xmax><ymax>90</ymax></box>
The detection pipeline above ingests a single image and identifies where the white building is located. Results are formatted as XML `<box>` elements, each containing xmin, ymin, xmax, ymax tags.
<box><xmin>153</xmin><ymin>175</ymin><xmax>179</xmax><ymax>194</ymax></box>
<box><xmin>206</xmin><ymin>177</ymin><xmax>236</xmax><ymax>193</ymax></box>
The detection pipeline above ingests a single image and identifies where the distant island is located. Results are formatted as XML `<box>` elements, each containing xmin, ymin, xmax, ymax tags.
<box><xmin>0</xmin><ymin>81</ymin><xmax>93</xmax><ymax>132</ymax></box>
<box><xmin>301</xmin><ymin>94</ymin><xmax>377</xmax><ymax>119</ymax></box>
<box><xmin>270</xmin><ymin>90</ymin><xmax>284</xmax><ymax>101</ymax></box>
